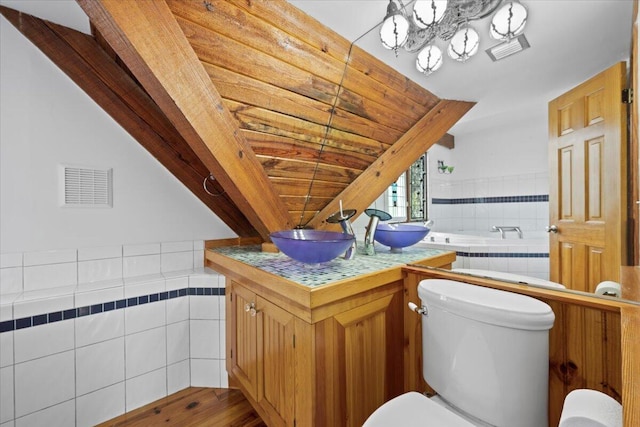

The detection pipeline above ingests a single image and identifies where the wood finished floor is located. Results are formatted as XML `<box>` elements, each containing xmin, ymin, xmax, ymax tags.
<box><xmin>97</xmin><ymin>387</ymin><xmax>267</xmax><ymax>427</ymax></box>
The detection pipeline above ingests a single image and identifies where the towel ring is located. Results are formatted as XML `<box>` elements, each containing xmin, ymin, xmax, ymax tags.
<box><xmin>203</xmin><ymin>173</ymin><xmax>225</xmax><ymax>197</ymax></box>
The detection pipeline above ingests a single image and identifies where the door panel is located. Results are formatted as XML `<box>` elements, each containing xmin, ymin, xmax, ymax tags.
<box><xmin>586</xmin><ymin>137</ymin><xmax>603</xmax><ymax>220</ymax></box>
<box><xmin>560</xmin><ymin>147</ymin><xmax>574</xmax><ymax>219</ymax></box>
<box><xmin>549</xmin><ymin>62</ymin><xmax>628</xmax><ymax>291</ymax></box>
<box><xmin>256</xmin><ymin>295</ymin><xmax>295</xmax><ymax>427</ymax></box>
<box><xmin>230</xmin><ymin>284</ymin><xmax>259</xmax><ymax>400</ymax></box>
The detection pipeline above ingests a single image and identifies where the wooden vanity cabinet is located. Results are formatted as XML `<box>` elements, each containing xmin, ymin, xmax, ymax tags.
<box><xmin>212</xmin><ymin>247</ymin><xmax>456</xmax><ymax>427</ymax></box>
<box><xmin>227</xmin><ymin>282</ymin><xmax>296</xmax><ymax>427</ymax></box>
<box><xmin>226</xmin><ymin>278</ymin><xmax>406</xmax><ymax>427</ymax></box>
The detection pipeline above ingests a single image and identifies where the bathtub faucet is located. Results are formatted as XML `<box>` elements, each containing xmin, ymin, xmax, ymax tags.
<box><xmin>491</xmin><ymin>225</ymin><xmax>523</xmax><ymax>239</ymax></box>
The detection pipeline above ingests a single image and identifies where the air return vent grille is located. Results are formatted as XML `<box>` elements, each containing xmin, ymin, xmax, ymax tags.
<box><xmin>60</xmin><ymin>165</ymin><xmax>112</xmax><ymax>207</ymax></box>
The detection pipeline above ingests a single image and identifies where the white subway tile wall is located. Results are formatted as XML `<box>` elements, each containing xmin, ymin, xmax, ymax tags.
<box><xmin>430</xmin><ymin>172</ymin><xmax>550</xmax><ymax>233</ymax></box>
<box><xmin>428</xmin><ymin>172</ymin><xmax>550</xmax><ymax>279</ymax></box>
<box><xmin>76</xmin><ymin>383</ymin><xmax>125</xmax><ymax>427</ymax></box>
<box><xmin>125</xmin><ymin>368</ymin><xmax>167</xmax><ymax>414</ymax></box>
<box><xmin>0</xmin><ymin>240</ymin><xmax>228</xmax><ymax>427</ymax></box>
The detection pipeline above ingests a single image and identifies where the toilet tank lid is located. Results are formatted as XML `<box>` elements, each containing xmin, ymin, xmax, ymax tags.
<box><xmin>418</xmin><ymin>279</ymin><xmax>555</xmax><ymax>330</ymax></box>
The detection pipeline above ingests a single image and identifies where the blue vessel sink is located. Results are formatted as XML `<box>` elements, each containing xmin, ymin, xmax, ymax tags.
<box><xmin>374</xmin><ymin>223</ymin><xmax>430</xmax><ymax>252</ymax></box>
<box><xmin>270</xmin><ymin>230</ymin><xmax>355</xmax><ymax>264</ymax></box>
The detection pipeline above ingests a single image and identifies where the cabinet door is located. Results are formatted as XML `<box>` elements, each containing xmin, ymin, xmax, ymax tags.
<box><xmin>228</xmin><ymin>283</ymin><xmax>259</xmax><ymax>401</ymax></box>
<box><xmin>316</xmin><ymin>291</ymin><xmax>404</xmax><ymax>427</ymax></box>
<box><xmin>256</xmin><ymin>295</ymin><xmax>296</xmax><ymax>427</ymax></box>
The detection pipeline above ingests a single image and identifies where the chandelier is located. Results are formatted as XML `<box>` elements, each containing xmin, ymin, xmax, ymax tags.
<box><xmin>380</xmin><ymin>0</ymin><xmax>529</xmax><ymax>76</ymax></box>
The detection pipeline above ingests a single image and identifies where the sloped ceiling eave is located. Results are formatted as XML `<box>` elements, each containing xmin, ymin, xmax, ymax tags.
<box><xmin>11</xmin><ymin>0</ymin><xmax>474</xmax><ymax>241</ymax></box>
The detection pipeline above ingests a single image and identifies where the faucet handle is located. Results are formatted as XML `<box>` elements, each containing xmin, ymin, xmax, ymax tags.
<box><xmin>327</xmin><ymin>209</ymin><xmax>356</xmax><ymax>223</ymax></box>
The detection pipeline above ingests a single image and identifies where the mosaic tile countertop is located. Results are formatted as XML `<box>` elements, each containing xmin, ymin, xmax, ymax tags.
<box><xmin>211</xmin><ymin>243</ymin><xmax>449</xmax><ymax>288</ymax></box>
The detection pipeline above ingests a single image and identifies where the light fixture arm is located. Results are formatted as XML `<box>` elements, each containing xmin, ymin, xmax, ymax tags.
<box><xmin>404</xmin><ymin>0</ymin><xmax>504</xmax><ymax>53</ymax></box>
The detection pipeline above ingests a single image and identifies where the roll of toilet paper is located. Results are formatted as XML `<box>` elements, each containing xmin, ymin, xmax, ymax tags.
<box><xmin>558</xmin><ymin>389</ymin><xmax>622</xmax><ymax>427</ymax></box>
<box><xmin>595</xmin><ymin>281</ymin><xmax>621</xmax><ymax>297</ymax></box>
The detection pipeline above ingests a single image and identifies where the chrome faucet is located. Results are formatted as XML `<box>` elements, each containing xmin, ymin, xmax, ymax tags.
<box><xmin>363</xmin><ymin>209</ymin><xmax>392</xmax><ymax>255</ymax></box>
<box><xmin>327</xmin><ymin>208</ymin><xmax>357</xmax><ymax>259</ymax></box>
<box><xmin>490</xmin><ymin>225</ymin><xmax>523</xmax><ymax>239</ymax></box>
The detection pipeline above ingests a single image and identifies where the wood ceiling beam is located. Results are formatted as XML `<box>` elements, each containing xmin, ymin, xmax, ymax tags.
<box><xmin>77</xmin><ymin>0</ymin><xmax>294</xmax><ymax>240</ymax></box>
<box><xmin>0</xmin><ymin>6</ymin><xmax>258</xmax><ymax>237</ymax></box>
<box><xmin>308</xmin><ymin>100</ymin><xmax>475</xmax><ymax>230</ymax></box>
<box><xmin>436</xmin><ymin>133</ymin><xmax>455</xmax><ymax>149</ymax></box>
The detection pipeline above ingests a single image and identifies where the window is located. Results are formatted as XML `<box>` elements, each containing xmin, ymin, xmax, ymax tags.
<box><xmin>385</xmin><ymin>153</ymin><xmax>428</xmax><ymax>222</ymax></box>
<box><xmin>387</xmin><ymin>172</ymin><xmax>406</xmax><ymax>219</ymax></box>
<box><xmin>408</xmin><ymin>154</ymin><xmax>427</xmax><ymax>221</ymax></box>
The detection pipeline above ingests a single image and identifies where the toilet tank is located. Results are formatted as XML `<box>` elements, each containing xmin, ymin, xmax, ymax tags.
<box><xmin>419</xmin><ymin>279</ymin><xmax>555</xmax><ymax>427</ymax></box>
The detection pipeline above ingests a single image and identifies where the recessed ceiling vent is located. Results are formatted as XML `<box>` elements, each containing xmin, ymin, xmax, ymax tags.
<box><xmin>59</xmin><ymin>165</ymin><xmax>113</xmax><ymax>207</ymax></box>
<box><xmin>486</xmin><ymin>34</ymin><xmax>530</xmax><ymax>62</ymax></box>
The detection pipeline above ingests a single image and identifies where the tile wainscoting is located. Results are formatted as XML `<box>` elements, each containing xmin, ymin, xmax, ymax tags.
<box><xmin>429</xmin><ymin>173</ymin><xmax>550</xmax><ymax>233</ymax></box>
<box><xmin>0</xmin><ymin>241</ymin><xmax>228</xmax><ymax>427</ymax></box>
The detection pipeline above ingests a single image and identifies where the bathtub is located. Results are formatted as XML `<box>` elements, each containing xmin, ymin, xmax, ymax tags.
<box><xmin>417</xmin><ymin>230</ymin><xmax>550</xmax><ymax>280</ymax></box>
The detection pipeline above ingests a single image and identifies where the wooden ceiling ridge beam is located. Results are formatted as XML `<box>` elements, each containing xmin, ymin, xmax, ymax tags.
<box><xmin>0</xmin><ymin>5</ymin><xmax>258</xmax><ymax>237</ymax></box>
<box><xmin>77</xmin><ymin>0</ymin><xmax>293</xmax><ymax>240</ymax></box>
<box><xmin>308</xmin><ymin>99</ymin><xmax>476</xmax><ymax>230</ymax></box>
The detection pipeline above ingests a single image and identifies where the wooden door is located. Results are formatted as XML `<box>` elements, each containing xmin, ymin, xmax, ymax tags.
<box><xmin>256</xmin><ymin>295</ymin><xmax>296</xmax><ymax>427</ymax></box>
<box><xmin>548</xmin><ymin>62</ymin><xmax>628</xmax><ymax>291</ymax></box>
<box><xmin>228</xmin><ymin>283</ymin><xmax>259</xmax><ymax>400</ymax></box>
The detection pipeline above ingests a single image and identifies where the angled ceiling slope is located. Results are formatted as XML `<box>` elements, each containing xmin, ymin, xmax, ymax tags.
<box><xmin>0</xmin><ymin>4</ymin><xmax>259</xmax><ymax>238</ymax></box>
<box><xmin>5</xmin><ymin>0</ymin><xmax>474</xmax><ymax>241</ymax></box>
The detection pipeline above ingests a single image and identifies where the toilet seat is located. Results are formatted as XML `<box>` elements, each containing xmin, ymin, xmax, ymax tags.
<box><xmin>363</xmin><ymin>392</ymin><xmax>476</xmax><ymax>427</ymax></box>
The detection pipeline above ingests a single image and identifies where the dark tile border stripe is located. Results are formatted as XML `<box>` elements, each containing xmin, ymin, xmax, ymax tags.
<box><xmin>0</xmin><ymin>287</ymin><xmax>224</xmax><ymax>334</ymax></box>
<box><xmin>432</xmin><ymin>194</ymin><xmax>549</xmax><ymax>205</ymax></box>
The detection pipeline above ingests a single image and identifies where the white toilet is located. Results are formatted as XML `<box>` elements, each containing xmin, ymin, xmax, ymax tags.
<box><xmin>363</xmin><ymin>279</ymin><xmax>556</xmax><ymax>427</ymax></box>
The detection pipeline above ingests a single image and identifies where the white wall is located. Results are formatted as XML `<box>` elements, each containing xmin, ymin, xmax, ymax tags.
<box><xmin>425</xmin><ymin>104</ymin><xmax>550</xmax><ymax>234</ymax></box>
<box><xmin>0</xmin><ymin>13</ymin><xmax>236</xmax><ymax>254</ymax></box>
<box><xmin>441</xmin><ymin>104</ymin><xmax>549</xmax><ymax>182</ymax></box>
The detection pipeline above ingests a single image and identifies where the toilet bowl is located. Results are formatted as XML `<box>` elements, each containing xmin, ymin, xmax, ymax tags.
<box><xmin>362</xmin><ymin>392</ymin><xmax>475</xmax><ymax>427</ymax></box>
<box><xmin>363</xmin><ymin>279</ymin><xmax>556</xmax><ymax>427</ymax></box>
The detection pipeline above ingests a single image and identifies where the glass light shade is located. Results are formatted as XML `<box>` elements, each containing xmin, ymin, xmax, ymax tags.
<box><xmin>490</xmin><ymin>1</ymin><xmax>528</xmax><ymax>41</ymax></box>
<box><xmin>447</xmin><ymin>26</ymin><xmax>479</xmax><ymax>62</ymax></box>
<box><xmin>416</xmin><ymin>45</ymin><xmax>443</xmax><ymax>75</ymax></box>
<box><xmin>380</xmin><ymin>13</ymin><xmax>410</xmax><ymax>51</ymax></box>
<box><xmin>412</xmin><ymin>0</ymin><xmax>448</xmax><ymax>29</ymax></box>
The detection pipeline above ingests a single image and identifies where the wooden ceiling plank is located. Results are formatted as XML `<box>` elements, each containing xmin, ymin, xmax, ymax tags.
<box><xmin>307</xmin><ymin>99</ymin><xmax>476</xmax><ymax>230</ymax></box>
<box><xmin>224</xmin><ymin>0</ymin><xmax>439</xmax><ymax>113</ymax></box>
<box><xmin>228</xmin><ymin>0</ymin><xmax>439</xmax><ymax>112</ymax></box>
<box><xmin>183</xmin><ymin>20</ymin><xmax>339</xmax><ymax>105</ymax></box>
<box><xmin>281</xmin><ymin>196</ymin><xmax>332</xmax><ymax>212</ymax></box>
<box><xmin>226</xmin><ymin>97</ymin><xmax>401</xmax><ymax>152</ymax></box>
<box><xmin>0</xmin><ymin>5</ymin><xmax>257</xmax><ymax>237</ymax></box>
<box><xmin>226</xmin><ymin>0</ymin><xmax>352</xmax><ymax>64</ymax></box>
<box><xmin>182</xmin><ymin>0</ymin><xmax>434</xmax><ymax>128</ymax></box>
<box><xmin>347</xmin><ymin>45</ymin><xmax>441</xmax><ymax>109</ymax></box>
<box><xmin>258</xmin><ymin>157</ymin><xmax>361</xmax><ymax>185</ymax></box>
<box><xmin>168</xmin><ymin>0</ymin><xmax>346</xmax><ymax>85</ymax></box>
<box><xmin>77</xmin><ymin>0</ymin><xmax>293</xmax><ymax>239</ymax></box>
<box><xmin>224</xmin><ymin>100</ymin><xmax>388</xmax><ymax>157</ymax></box>
<box><xmin>246</xmin><ymin>131</ymin><xmax>374</xmax><ymax>171</ymax></box>
<box><xmin>271</xmin><ymin>178</ymin><xmax>348</xmax><ymax>198</ymax></box>
<box><xmin>338</xmin><ymin>68</ymin><xmax>433</xmax><ymax>124</ymax></box>
<box><xmin>203</xmin><ymin>63</ymin><xmax>333</xmax><ymax>131</ymax></box>
<box><xmin>204</xmin><ymin>63</ymin><xmax>402</xmax><ymax>145</ymax></box>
